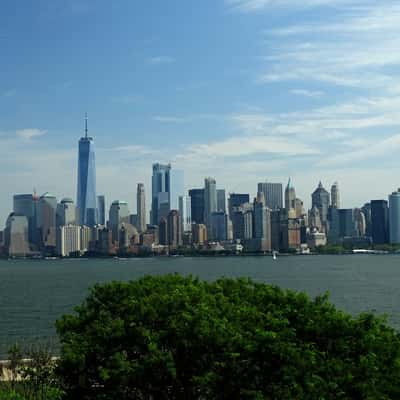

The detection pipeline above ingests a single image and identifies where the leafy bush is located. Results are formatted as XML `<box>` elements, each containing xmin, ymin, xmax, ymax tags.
<box><xmin>56</xmin><ymin>275</ymin><xmax>400</xmax><ymax>399</ymax></box>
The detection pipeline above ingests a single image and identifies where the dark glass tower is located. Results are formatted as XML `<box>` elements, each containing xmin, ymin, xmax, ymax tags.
<box><xmin>371</xmin><ymin>200</ymin><xmax>389</xmax><ymax>245</ymax></box>
<box><xmin>77</xmin><ymin>115</ymin><xmax>97</xmax><ymax>227</ymax></box>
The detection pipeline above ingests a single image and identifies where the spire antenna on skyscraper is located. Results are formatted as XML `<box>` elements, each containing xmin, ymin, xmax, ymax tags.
<box><xmin>85</xmin><ymin>113</ymin><xmax>88</xmax><ymax>139</ymax></box>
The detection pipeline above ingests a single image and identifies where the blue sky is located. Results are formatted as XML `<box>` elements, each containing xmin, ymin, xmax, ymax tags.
<box><xmin>1</xmin><ymin>0</ymin><xmax>400</xmax><ymax>222</ymax></box>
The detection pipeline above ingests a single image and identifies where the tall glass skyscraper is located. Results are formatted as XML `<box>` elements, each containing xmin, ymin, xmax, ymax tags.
<box><xmin>77</xmin><ymin>115</ymin><xmax>97</xmax><ymax>227</ymax></box>
<box><xmin>151</xmin><ymin>163</ymin><xmax>171</xmax><ymax>225</ymax></box>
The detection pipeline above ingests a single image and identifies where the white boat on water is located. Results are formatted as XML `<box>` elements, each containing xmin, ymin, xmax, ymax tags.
<box><xmin>272</xmin><ymin>251</ymin><xmax>277</xmax><ymax>260</ymax></box>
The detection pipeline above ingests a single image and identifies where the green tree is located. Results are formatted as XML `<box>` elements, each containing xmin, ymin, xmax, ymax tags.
<box><xmin>56</xmin><ymin>275</ymin><xmax>400</xmax><ymax>399</ymax></box>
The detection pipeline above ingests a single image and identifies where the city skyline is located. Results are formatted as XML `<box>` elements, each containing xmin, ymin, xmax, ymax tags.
<box><xmin>1</xmin><ymin>1</ymin><xmax>400</xmax><ymax>222</ymax></box>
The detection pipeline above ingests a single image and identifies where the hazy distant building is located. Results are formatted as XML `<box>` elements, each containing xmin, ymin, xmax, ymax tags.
<box><xmin>294</xmin><ymin>198</ymin><xmax>304</xmax><ymax>218</ymax></box>
<box><xmin>228</xmin><ymin>193</ymin><xmax>250</xmax><ymax>220</ymax></box>
<box><xmin>210</xmin><ymin>211</ymin><xmax>228</xmax><ymax>242</ymax></box>
<box><xmin>170</xmin><ymin>169</ymin><xmax>184</xmax><ymax>211</ymax></box>
<box><xmin>257</xmin><ymin>182</ymin><xmax>283</xmax><ymax>210</ymax></box>
<box><xmin>371</xmin><ymin>200</ymin><xmax>389</xmax><ymax>245</ymax></box>
<box><xmin>331</xmin><ymin>182</ymin><xmax>340</xmax><ymax>209</ymax></box>
<box><xmin>151</xmin><ymin>163</ymin><xmax>171</xmax><ymax>225</ymax></box>
<box><xmin>285</xmin><ymin>178</ymin><xmax>296</xmax><ymax>211</ymax></box>
<box><xmin>37</xmin><ymin>192</ymin><xmax>57</xmax><ymax>248</ymax></box>
<box><xmin>13</xmin><ymin>193</ymin><xmax>38</xmax><ymax>246</ymax></box>
<box><xmin>109</xmin><ymin>200</ymin><xmax>130</xmax><ymax>242</ymax></box>
<box><xmin>5</xmin><ymin>214</ymin><xmax>30</xmax><ymax>256</ymax></box>
<box><xmin>354</xmin><ymin>208</ymin><xmax>366</xmax><ymax>237</ymax></box>
<box><xmin>137</xmin><ymin>183</ymin><xmax>146</xmax><ymax>232</ymax></box>
<box><xmin>158</xmin><ymin>217</ymin><xmax>168</xmax><ymax>246</ymax></box>
<box><xmin>309</xmin><ymin>205</ymin><xmax>322</xmax><ymax>232</ymax></box>
<box><xmin>389</xmin><ymin>189</ymin><xmax>400</xmax><ymax>244</ymax></box>
<box><xmin>312</xmin><ymin>182</ymin><xmax>330</xmax><ymax>229</ymax></box>
<box><xmin>97</xmin><ymin>195</ymin><xmax>106</xmax><ymax>226</ymax></box>
<box><xmin>361</xmin><ymin>202</ymin><xmax>372</xmax><ymax>237</ymax></box>
<box><xmin>217</xmin><ymin>189</ymin><xmax>226</xmax><ymax>213</ymax></box>
<box><xmin>189</xmin><ymin>189</ymin><xmax>204</xmax><ymax>224</ymax></box>
<box><xmin>77</xmin><ymin>115</ymin><xmax>97</xmax><ymax>227</ymax></box>
<box><xmin>56</xmin><ymin>198</ymin><xmax>76</xmax><ymax>227</ymax></box>
<box><xmin>204</xmin><ymin>177</ymin><xmax>217</xmax><ymax>231</ymax></box>
<box><xmin>179</xmin><ymin>195</ymin><xmax>192</xmax><ymax>233</ymax></box>
<box><xmin>250</xmin><ymin>192</ymin><xmax>271</xmax><ymax>252</ymax></box>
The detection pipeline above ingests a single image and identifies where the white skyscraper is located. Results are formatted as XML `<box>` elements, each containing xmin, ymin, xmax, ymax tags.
<box><xmin>179</xmin><ymin>195</ymin><xmax>192</xmax><ymax>233</ymax></box>
<box><xmin>137</xmin><ymin>183</ymin><xmax>146</xmax><ymax>232</ymax></box>
<box><xmin>204</xmin><ymin>177</ymin><xmax>217</xmax><ymax>231</ymax></box>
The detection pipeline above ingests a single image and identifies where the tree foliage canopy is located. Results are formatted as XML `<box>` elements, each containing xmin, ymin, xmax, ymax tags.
<box><xmin>56</xmin><ymin>275</ymin><xmax>400</xmax><ymax>399</ymax></box>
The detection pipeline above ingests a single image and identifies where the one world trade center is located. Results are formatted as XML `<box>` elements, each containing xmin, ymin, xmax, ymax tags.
<box><xmin>77</xmin><ymin>114</ymin><xmax>97</xmax><ymax>227</ymax></box>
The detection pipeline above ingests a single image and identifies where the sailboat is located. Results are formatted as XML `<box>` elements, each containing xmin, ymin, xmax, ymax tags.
<box><xmin>272</xmin><ymin>251</ymin><xmax>277</xmax><ymax>260</ymax></box>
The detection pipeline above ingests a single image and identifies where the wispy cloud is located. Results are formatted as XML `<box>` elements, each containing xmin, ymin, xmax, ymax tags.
<box><xmin>290</xmin><ymin>89</ymin><xmax>324</xmax><ymax>98</ymax></box>
<box><xmin>152</xmin><ymin>116</ymin><xmax>186</xmax><ymax>123</ymax></box>
<box><xmin>258</xmin><ymin>3</ymin><xmax>400</xmax><ymax>89</ymax></box>
<box><xmin>146</xmin><ymin>56</ymin><xmax>175</xmax><ymax>65</ymax></box>
<box><xmin>15</xmin><ymin>129</ymin><xmax>46</xmax><ymax>140</ymax></box>
<box><xmin>226</xmin><ymin>0</ymin><xmax>357</xmax><ymax>12</ymax></box>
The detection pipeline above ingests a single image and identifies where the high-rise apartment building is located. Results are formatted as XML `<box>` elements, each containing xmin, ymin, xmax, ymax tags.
<box><xmin>97</xmin><ymin>195</ymin><xmax>106</xmax><ymax>226</ymax></box>
<box><xmin>389</xmin><ymin>189</ymin><xmax>400</xmax><ymax>244</ymax></box>
<box><xmin>331</xmin><ymin>182</ymin><xmax>340</xmax><ymax>209</ymax></box>
<box><xmin>77</xmin><ymin>115</ymin><xmax>97</xmax><ymax>227</ymax></box>
<box><xmin>204</xmin><ymin>177</ymin><xmax>217</xmax><ymax>230</ymax></box>
<box><xmin>189</xmin><ymin>189</ymin><xmax>204</xmax><ymax>224</ymax></box>
<box><xmin>371</xmin><ymin>200</ymin><xmax>389</xmax><ymax>245</ymax></box>
<box><xmin>56</xmin><ymin>225</ymin><xmax>81</xmax><ymax>257</ymax></box>
<box><xmin>167</xmin><ymin>209</ymin><xmax>182</xmax><ymax>249</ymax></box>
<box><xmin>137</xmin><ymin>183</ymin><xmax>146</xmax><ymax>232</ymax></box>
<box><xmin>257</xmin><ymin>182</ymin><xmax>283</xmax><ymax>210</ymax></box>
<box><xmin>151</xmin><ymin>163</ymin><xmax>171</xmax><ymax>225</ymax></box>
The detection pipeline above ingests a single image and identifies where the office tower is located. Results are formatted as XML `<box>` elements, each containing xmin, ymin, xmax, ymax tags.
<box><xmin>137</xmin><ymin>183</ymin><xmax>146</xmax><ymax>232</ymax></box>
<box><xmin>56</xmin><ymin>225</ymin><xmax>81</xmax><ymax>257</ymax></box>
<box><xmin>309</xmin><ymin>205</ymin><xmax>322</xmax><ymax>232</ymax></box>
<box><xmin>285</xmin><ymin>177</ymin><xmax>296</xmax><ymax>211</ymax></box>
<box><xmin>170</xmin><ymin>169</ymin><xmax>184</xmax><ymax>211</ymax></box>
<box><xmin>56</xmin><ymin>198</ymin><xmax>77</xmax><ymax>227</ymax></box>
<box><xmin>167</xmin><ymin>210</ymin><xmax>182</xmax><ymax>249</ymax></box>
<box><xmin>361</xmin><ymin>202</ymin><xmax>372</xmax><ymax>237</ymax></box>
<box><xmin>311</xmin><ymin>182</ymin><xmax>330</xmax><ymax>228</ymax></box>
<box><xmin>192</xmin><ymin>223</ymin><xmax>207</xmax><ymax>245</ymax></box>
<box><xmin>231</xmin><ymin>202</ymin><xmax>253</xmax><ymax>241</ymax></box>
<box><xmin>204</xmin><ymin>177</ymin><xmax>217</xmax><ymax>230</ymax></box>
<box><xmin>257</xmin><ymin>182</ymin><xmax>283</xmax><ymax>210</ymax></box>
<box><xmin>4</xmin><ymin>214</ymin><xmax>30</xmax><ymax>256</ymax></box>
<box><xmin>13</xmin><ymin>193</ymin><xmax>38</xmax><ymax>246</ymax></box>
<box><xmin>97</xmin><ymin>195</ymin><xmax>106</xmax><ymax>226</ymax></box>
<box><xmin>109</xmin><ymin>200</ymin><xmax>130</xmax><ymax>242</ymax></box>
<box><xmin>295</xmin><ymin>198</ymin><xmax>304</xmax><ymax>218</ymax></box>
<box><xmin>179</xmin><ymin>195</ymin><xmax>192</xmax><ymax>232</ymax></box>
<box><xmin>354</xmin><ymin>208</ymin><xmax>366</xmax><ymax>237</ymax></box>
<box><xmin>228</xmin><ymin>193</ymin><xmax>250</xmax><ymax>220</ymax></box>
<box><xmin>37</xmin><ymin>192</ymin><xmax>57</xmax><ymax>248</ymax></box>
<box><xmin>329</xmin><ymin>209</ymin><xmax>357</xmax><ymax>242</ymax></box>
<box><xmin>77</xmin><ymin>114</ymin><xmax>97</xmax><ymax>227</ymax></box>
<box><xmin>217</xmin><ymin>189</ymin><xmax>226</xmax><ymax>213</ymax></box>
<box><xmin>151</xmin><ymin>163</ymin><xmax>171</xmax><ymax>225</ymax></box>
<box><xmin>189</xmin><ymin>189</ymin><xmax>205</xmax><ymax>224</ymax></box>
<box><xmin>251</xmin><ymin>192</ymin><xmax>272</xmax><ymax>252</ymax></box>
<box><xmin>331</xmin><ymin>182</ymin><xmax>340</xmax><ymax>209</ymax></box>
<box><xmin>159</xmin><ymin>217</ymin><xmax>168</xmax><ymax>246</ymax></box>
<box><xmin>210</xmin><ymin>212</ymin><xmax>228</xmax><ymax>241</ymax></box>
<box><xmin>371</xmin><ymin>200</ymin><xmax>389</xmax><ymax>245</ymax></box>
<box><xmin>389</xmin><ymin>189</ymin><xmax>400</xmax><ymax>244</ymax></box>
<box><xmin>130</xmin><ymin>214</ymin><xmax>139</xmax><ymax>228</ymax></box>
<box><xmin>270</xmin><ymin>210</ymin><xmax>281</xmax><ymax>251</ymax></box>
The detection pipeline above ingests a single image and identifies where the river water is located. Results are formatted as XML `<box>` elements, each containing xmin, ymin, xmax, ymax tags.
<box><xmin>0</xmin><ymin>255</ymin><xmax>399</xmax><ymax>356</ymax></box>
